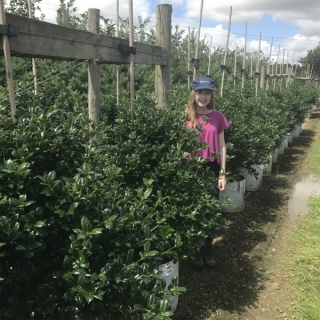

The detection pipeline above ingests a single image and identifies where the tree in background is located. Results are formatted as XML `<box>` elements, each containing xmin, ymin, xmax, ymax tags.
<box><xmin>56</xmin><ymin>0</ymin><xmax>86</xmax><ymax>29</ymax></box>
<box><xmin>5</xmin><ymin>0</ymin><xmax>43</xmax><ymax>19</ymax></box>
<box><xmin>300</xmin><ymin>45</ymin><xmax>320</xmax><ymax>79</ymax></box>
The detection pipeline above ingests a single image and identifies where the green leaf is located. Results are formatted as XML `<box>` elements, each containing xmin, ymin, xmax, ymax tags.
<box><xmin>93</xmin><ymin>291</ymin><xmax>105</xmax><ymax>301</ymax></box>
<box><xmin>67</xmin><ymin>202</ymin><xmax>79</xmax><ymax>215</ymax></box>
<box><xmin>84</xmin><ymin>292</ymin><xmax>93</xmax><ymax>304</ymax></box>
<box><xmin>144</xmin><ymin>241</ymin><xmax>151</xmax><ymax>253</ymax></box>
<box><xmin>0</xmin><ymin>197</ymin><xmax>8</xmax><ymax>205</ymax></box>
<box><xmin>34</xmin><ymin>221</ymin><xmax>46</xmax><ymax>228</ymax></box>
<box><xmin>143</xmin><ymin>188</ymin><xmax>152</xmax><ymax>200</ymax></box>
<box><xmin>48</xmin><ymin>170</ymin><xmax>56</xmax><ymax>181</ymax></box>
<box><xmin>63</xmin><ymin>255</ymin><xmax>73</xmax><ymax>271</ymax></box>
<box><xmin>81</xmin><ymin>216</ymin><xmax>92</xmax><ymax>233</ymax></box>
<box><xmin>90</xmin><ymin>228</ymin><xmax>103</xmax><ymax>235</ymax></box>
<box><xmin>146</xmin><ymin>250</ymin><xmax>158</xmax><ymax>257</ymax></box>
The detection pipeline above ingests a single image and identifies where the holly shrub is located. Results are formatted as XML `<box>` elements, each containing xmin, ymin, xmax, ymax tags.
<box><xmin>0</xmin><ymin>87</ymin><xmax>224</xmax><ymax>319</ymax></box>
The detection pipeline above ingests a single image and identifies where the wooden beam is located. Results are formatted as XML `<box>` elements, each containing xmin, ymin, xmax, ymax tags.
<box><xmin>295</xmin><ymin>77</ymin><xmax>312</xmax><ymax>80</ymax></box>
<box><xmin>1</xmin><ymin>12</ymin><xmax>167</xmax><ymax>65</ymax></box>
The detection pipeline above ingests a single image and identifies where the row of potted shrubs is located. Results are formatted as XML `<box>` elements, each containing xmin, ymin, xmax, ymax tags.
<box><xmin>0</xmin><ymin>80</ymin><xmax>318</xmax><ymax>319</ymax></box>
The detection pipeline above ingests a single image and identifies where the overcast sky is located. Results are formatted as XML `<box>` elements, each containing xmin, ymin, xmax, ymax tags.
<box><xmin>37</xmin><ymin>0</ymin><xmax>320</xmax><ymax>62</ymax></box>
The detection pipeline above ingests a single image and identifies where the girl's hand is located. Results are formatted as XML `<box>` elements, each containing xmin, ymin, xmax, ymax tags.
<box><xmin>218</xmin><ymin>176</ymin><xmax>226</xmax><ymax>191</ymax></box>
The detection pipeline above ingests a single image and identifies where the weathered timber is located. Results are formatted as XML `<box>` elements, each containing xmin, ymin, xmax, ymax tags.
<box><xmin>88</xmin><ymin>9</ymin><xmax>100</xmax><ymax>124</ymax></box>
<box><xmin>0</xmin><ymin>1</ymin><xmax>16</xmax><ymax>123</ymax></box>
<box><xmin>155</xmin><ymin>4</ymin><xmax>172</xmax><ymax>108</ymax></box>
<box><xmin>0</xmin><ymin>12</ymin><xmax>167</xmax><ymax>65</ymax></box>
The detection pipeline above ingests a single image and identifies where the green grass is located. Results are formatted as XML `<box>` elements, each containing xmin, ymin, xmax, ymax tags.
<box><xmin>307</xmin><ymin>121</ymin><xmax>320</xmax><ymax>175</ymax></box>
<box><xmin>285</xmin><ymin>122</ymin><xmax>320</xmax><ymax>320</ymax></box>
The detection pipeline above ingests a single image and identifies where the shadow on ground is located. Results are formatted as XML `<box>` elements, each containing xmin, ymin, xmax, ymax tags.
<box><xmin>173</xmin><ymin>118</ymin><xmax>317</xmax><ymax>320</ymax></box>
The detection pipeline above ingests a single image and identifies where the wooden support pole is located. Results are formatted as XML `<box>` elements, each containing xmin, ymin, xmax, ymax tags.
<box><xmin>273</xmin><ymin>44</ymin><xmax>280</xmax><ymax>91</ymax></box>
<box><xmin>233</xmin><ymin>48</ymin><xmax>237</xmax><ymax>86</ymax></box>
<box><xmin>128</xmin><ymin>0</ymin><xmax>135</xmax><ymax>118</ymax></box>
<box><xmin>220</xmin><ymin>6</ymin><xmax>232</xmax><ymax>97</ymax></box>
<box><xmin>255</xmin><ymin>32</ymin><xmax>261</xmax><ymax>96</ymax></box>
<box><xmin>241</xmin><ymin>22</ymin><xmax>247</xmax><ymax>89</ymax></box>
<box><xmin>260</xmin><ymin>65</ymin><xmax>265</xmax><ymax>89</ymax></box>
<box><xmin>280</xmin><ymin>49</ymin><xmax>285</xmax><ymax>90</ymax></box>
<box><xmin>286</xmin><ymin>51</ymin><xmax>289</xmax><ymax>88</ymax></box>
<box><xmin>294</xmin><ymin>55</ymin><xmax>299</xmax><ymax>78</ymax></box>
<box><xmin>266</xmin><ymin>37</ymin><xmax>273</xmax><ymax>90</ymax></box>
<box><xmin>116</xmin><ymin>0</ymin><xmax>120</xmax><ymax>106</ymax></box>
<box><xmin>27</xmin><ymin>0</ymin><xmax>38</xmax><ymax>93</ymax></box>
<box><xmin>155</xmin><ymin>4</ymin><xmax>172</xmax><ymax>108</ymax></box>
<box><xmin>207</xmin><ymin>36</ymin><xmax>212</xmax><ymax>77</ymax></box>
<box><xmin>88</xmin><ymin>8</ymin><xmax>101</xmax><ymax>123</ymax></box>
<box><xmin>292</xmin><ymin>52</ymin><xmax>296</xmax><ymax>82</ymax></box>
<box><xmin>288</xmin><ymin>65</ymin><xmax>293</xmax><ymax>85</ymax></box>
<box><xmin>193</xmin><ymin>0</ymin><xmax>204</xmax><ymax>80</ymax></box>
<box><xmin>250</xmin><ymin>53</ymin><xmax>253</xmax><ymax>85</ymax></box>
<box><xmin>0</xmin><ymin>0</ymin><xmax>16</xmax><ymax>123</ymax></box>
<box><xmin>188</xmin><ymin>26</ymin><xmax>191</xmax><ymax>88</ymax></box>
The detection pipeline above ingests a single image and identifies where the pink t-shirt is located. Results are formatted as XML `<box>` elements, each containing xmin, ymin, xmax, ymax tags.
<box><xmin>186</xmin><ymin>110</ymin><xmax>229</xmax><ymax>163</ymax></box>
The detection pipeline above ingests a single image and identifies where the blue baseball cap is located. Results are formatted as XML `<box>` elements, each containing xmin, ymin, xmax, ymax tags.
<box><xmin>192</xmin><ymin>76</ymin><xmax>214</xmax><ymax>91</ymax></box>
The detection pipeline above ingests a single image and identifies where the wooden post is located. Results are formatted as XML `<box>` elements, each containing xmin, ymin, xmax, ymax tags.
<box><xmin>0</xmin><ymin>0</ymin><xmax>16</xmax><ymax>123</ymax></box>
<box><xmin>250</xmin><ymin>53</ymin><xmax>253</xmax><ymax>85</ymax></box>
<box><xmin>188</xmin><ymin>26</ymin><xmax>191</xmax><ymax>88</ymax></box>
<box><xmin>193</xmin><ymin>0</ymin><xmax>204</xmax><ymax>80</ymax></box>
<box><xmin>266</xmin><ymin>37</ymin><xmax>273</xmax><ymax>90</ymax></box>
<box><xmin>207</xmin><ymin>36</ymin><xmax>212</xmax><ymax>77</ymax></box>
<box><xmin>88</xmin><ymin>8</ymin><xmax>101</xmax><ymax>123</ymax></box>
<box><xmin>155</xmin><ymin>4</ymin><xmax>172</xmax><ymax>108</ymax></box>
<box><xmin>280</xmin><ymin>49</ymin><xmax>285</xmax><ymax>90</ymax></box>
<box><xmin>27</xmin><ymin>0</ymin><xmax>38</xmax><ymax>93</ymax></box>
<box><xmin>233</xmin><ymin>49</ymin><xmax>237</xmax><ymax>86</ymax></box>
<box><xmin>260</xmin><ymin>65</ymin><xmax>265</xmax><ymax>89</ymax></box>
<box><xmin>291</xmin><ymin>52</ymin><xmax>296</xmax><ymax>84</ymax></box>
<box><xmin>255</xmin><ymin>32</ymin><xmax>261</xmax><ymax>96</ymax></box>
<box><xmin>273</xmin><ymin>44</ymin><xmax>280</xmax><ymax>91</ymax></box>
<box><xmin>241</xmin><ymin>22</ymin><xmax>247</xmax><ymax>89</ymax></box>
<box><xmin>288</xmin><ymin>65</ymin><xmax>293</xmax><ymax>85</ymax></box>
<box><xmin>116</xmin><ymin>0</ymin><xmax>120</xmax><ymax>106</ymax></box>
<box><xmin>286</xmin><ymin>51</ymin><xmax>290</xmax><ymax>88</ymax></box>
<box><xmin>294</xmin><ymin>55</ymin><xmax>299</xmax><ymax>78</ymax></box>
<box><xmin>128</xmin><ymin>0</ymin><xmax>134</xmax><ymax>118</ymax></box>
<box><xmin>220</xmin><ymin>6</ymin><xmax>232</xmax><ymax>97</ymax></box>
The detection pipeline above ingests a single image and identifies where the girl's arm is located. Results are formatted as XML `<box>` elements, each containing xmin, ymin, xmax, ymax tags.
<box><xmin>218</xmin><ymin>131</ymin><xmax>227</xmax><ymax>190</ymax></box>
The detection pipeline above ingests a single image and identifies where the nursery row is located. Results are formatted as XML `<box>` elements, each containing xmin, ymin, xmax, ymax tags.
<box><xmin>0</xmin><ymin>80</ymin><xmax>318</xmax><ymax>319</ymax></box>
<box><xmin>219</xmin><ymin>123</ymin><xmax>304</xmax><ymax>213</ymax></box>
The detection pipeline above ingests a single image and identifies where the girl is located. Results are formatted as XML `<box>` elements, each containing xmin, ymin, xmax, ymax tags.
<box><xmin>185</xmin><ymin>76</ymin><xmax>229</xmax><ymax>268</ymax></box>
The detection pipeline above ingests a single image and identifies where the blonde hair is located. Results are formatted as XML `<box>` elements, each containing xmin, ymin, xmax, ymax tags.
<box><xmin>185</xmin><ymin>90</ymin><xmax>215</xmax><ymax>127</ymax></box>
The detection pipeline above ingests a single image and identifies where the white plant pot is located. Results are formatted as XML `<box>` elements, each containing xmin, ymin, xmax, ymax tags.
<box><xmin>292</xmin><ymin>124</ymin><xmax>300</xmax><ymax>138</ymax></box>
<box><xmin>272</xmin><ymin>148</ymin><xmax>278</xmax><ymax>163</ymax></box>
<box><xmin>277</xmin><ymin>142</ymin><xmax>284</xmax><ymax>155</ymax></box>
<box><xmin>244</xmin><ymin>164</ymin><xmax>263</xmax><ymax>191</ymax></box>
<box><xmin>158</xmin><ymin>259</ymin><xmax>179</xmax><ymax>312</ymax></box>
<box><xmin>282</xmin><ymin>136</ymin><xmax>288</xmax><ymax>149</ymax></box>
<box><xmin>263</xmin><ymin>154</ymin><xmax>272</xmax><ymax>176</ymax></box>
<box><xmin>219</xmin><ymin>179</ymin><xmax>246</xmax><ymax>213</ymax></box>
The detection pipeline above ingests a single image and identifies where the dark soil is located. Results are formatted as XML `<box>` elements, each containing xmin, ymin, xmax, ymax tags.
<box><xmin>173</xmin><ymin>109</ymin><xmax>320</xmax><ymax>320</ymax></box>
